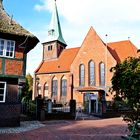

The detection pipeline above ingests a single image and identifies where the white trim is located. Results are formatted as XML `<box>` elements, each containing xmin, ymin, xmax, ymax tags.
<box><xmin>0</xmin><ymin>38</ymin><xmax>15</xmax><ymax>58</ymax></box>
<box><xmin>0</xmin><ymin>81</ymin><xmax>7</xmax><ymax>103</ymax></box>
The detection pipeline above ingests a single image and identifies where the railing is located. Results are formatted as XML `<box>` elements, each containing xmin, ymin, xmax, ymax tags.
<box><xmin>52</xmin><ymin>106</ymin><xmax>70</xmax><ymax>113</ymax></box>
<box><xmin>43</xmin><ymin>100</ymin><xmax>70</xmax><ymax>113</ymax></box>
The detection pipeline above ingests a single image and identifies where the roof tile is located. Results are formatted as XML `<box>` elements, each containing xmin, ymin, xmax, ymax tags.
<box><xmin>108</xmin><ymin>40</ymin><xmax>139</xmax><ymax>63</ymax></box>
<box><xmin>36</xmin><ymin>47</ymin><xmax>80</xmax><ymax>74</ymax></box>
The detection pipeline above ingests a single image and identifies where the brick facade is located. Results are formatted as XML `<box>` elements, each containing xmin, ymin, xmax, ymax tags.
<box><xmin>15</xmin><ymin>44</ymin><xmax>24</xmax><ymax>59</ymax></box>
<box><xmin>34</xmin><ymin>27</ymin><xmax>139</xmax><ymax>106</ymax></box>
<box><xmin>0</xmin><ymin>42</ymin><xmax>25</xmax><ymax>76</ymax></box>
<box><xmin>34</xmin><ymin>72</ymin><xmax>72</xmax><ymax>103</ymax></box>
<box><xmin>34</xmin><ymin>27</ymin><xmax>117</xmax><ymax>103</ymax></box>
<box><xmin>71</xmin><ymin>28</ymin><xmax>116</xmax><ymax>102</ymax></box>
<box><xmin>5</xmin><ymin>60</ymin><xmax>23</xmax><ymax>76</ymax></box>
<box><xmin>43</xmin><ymin>41</ymin><xmax>65</xmax><ymax>60</ymax></box>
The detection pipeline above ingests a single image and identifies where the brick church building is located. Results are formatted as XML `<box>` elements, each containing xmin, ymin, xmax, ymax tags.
<box><xmin>33</xmin><ymin>1</ymin><xmax>139</xmax><ymax>113</ymax></box>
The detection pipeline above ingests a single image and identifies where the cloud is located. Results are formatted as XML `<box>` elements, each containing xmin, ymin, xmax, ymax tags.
<box><xmin>33</xmin><ymin>1</ymin><xmax>140</xmax><ymax>49</ymax></box>
<box><xmin>33</xmin><ymin>0</ymin><xmax>140</xmax><ymax>44</ymax></box>
<box><xmin>34</xmin><ymin>0</ymin><xmax>52</xmax><ymax>12</ymax></box>
<box><xmin>34</xmin><ymin>0</ymin><xmax>140</xmax><ymax>24</ymax></box>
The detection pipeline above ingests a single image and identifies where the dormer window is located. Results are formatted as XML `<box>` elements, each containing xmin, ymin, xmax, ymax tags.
<box><xmin>0</xmin><ymin>38</ymin><xmax>15</xmax><ymax>58</ymax></box>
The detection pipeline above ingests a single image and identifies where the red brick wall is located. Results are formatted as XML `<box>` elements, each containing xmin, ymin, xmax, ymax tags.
<box><xmin>15</xmin><ymin>46</ymin><xmax>24</xmax><ymax>59</ymax></box>
<box><xmin>0</xmin><ymin>42</ymin><xmax>25</xmax><ymax>76</ymax></box>
<box><xmin>5</xmin><ymin>60</ymin><xmax>23</xmax><ymax>75</ymax></box>
<box><xmin>33</xmin><ymin>72</ymin><xmax>72</xmax><ymax>102</ymax></box>
<box><xmin>43</xmin><ymin>42</ymin><xmax>58</xmax><ymax>60</ymax></box>
<box><xmin>43</xmin><ymin>42</ymin><xmax>64</xmax><ymax>60</ymax></box>
<box><xmin>71</xmin><ymin>28</ymin><xmax>117</xmax><ymax>101</ymax></box>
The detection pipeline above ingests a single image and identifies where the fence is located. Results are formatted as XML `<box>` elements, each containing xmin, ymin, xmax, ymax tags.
<box><xmin>21</xmin><ymin>100</ymin><xmax>36</xmax><ymax>118</ymax></box>
<box><xmin>21</xmin><ymin>98</ymin><xmax>76</xmax><ymax>120</ymax></box>
<box><xmin>43</xmin><ymin>100</ymin><xmax>70</xmax><ymax>113</ymax></box>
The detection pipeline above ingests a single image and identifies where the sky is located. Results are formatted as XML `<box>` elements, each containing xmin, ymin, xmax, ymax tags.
<box><xmin>3</xmin><ymin>0</ymin><xmax>140</xmax><ymax>75</ymax></box>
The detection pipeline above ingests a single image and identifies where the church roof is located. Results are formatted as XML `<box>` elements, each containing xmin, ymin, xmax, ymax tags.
<box><xmin>36</xmin><ymin>27</ymin><xmax>139</xmax><ymax>74</ymax></box>
<box><xmin>108</xmin><ymin>40</ymin><xmax>139</xmax><ymax>63</ymax></box>
<box><xmin>36</xmin><ymin>47</ymin><xmax>79</xmax><ymax>74</ymax></box>
<box><xmin>0</xmin><ymin>0</ymin><xmax>39</xmax><ymax>52</ymax></box>
<box><xmin>45</xmin><ymin>0</ymin><xmax>67</xmax><ymax>46</ymax></box>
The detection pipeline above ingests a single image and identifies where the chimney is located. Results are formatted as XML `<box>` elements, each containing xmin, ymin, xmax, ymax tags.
<box><xmin>0</xmin><ymin>0</ymin><xmax>3</xmax><ymax>9</ymax></box>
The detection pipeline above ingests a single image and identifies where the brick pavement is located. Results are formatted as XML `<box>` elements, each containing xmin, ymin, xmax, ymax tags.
<box><xmin>0</xmin><ymin>117</ymin><xmax>128</xmax><ymax>140</ymax></box>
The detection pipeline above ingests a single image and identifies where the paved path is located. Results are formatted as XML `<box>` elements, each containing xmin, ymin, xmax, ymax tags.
<box><xmin>0</xmin><ymin>117</ymin><xmax>128</xmax><ymax>140</ymax></box>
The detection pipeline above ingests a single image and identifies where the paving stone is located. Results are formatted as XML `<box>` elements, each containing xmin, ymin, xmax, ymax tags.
<box><xmin>0</xmin><ymin>117</ymin><xmax>128</xmax><ymax>140</ymax></box>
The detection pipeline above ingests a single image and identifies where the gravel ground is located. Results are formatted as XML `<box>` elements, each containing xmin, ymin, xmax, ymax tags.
<box><xmin>0</xmin><ymin>121</ymin><xmax>45</xmax><ymax>134</ymax></box>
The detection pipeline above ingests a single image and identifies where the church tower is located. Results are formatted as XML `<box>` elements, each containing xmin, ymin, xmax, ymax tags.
<box><xmin>43</xmin><ymin>0</ymin><xmax>67</xmax><ymax>60</ymax></box>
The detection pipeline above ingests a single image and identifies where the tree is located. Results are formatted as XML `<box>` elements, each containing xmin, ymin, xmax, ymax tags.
<box><xmin>110</xmin><ymin>57</ymin><xmax>140</xmax><ymax>135</ymax></box>
<box><xmin>21</xmin><ymin>73</ymin><xmax>33</xmax><ymax>101</ymax></box>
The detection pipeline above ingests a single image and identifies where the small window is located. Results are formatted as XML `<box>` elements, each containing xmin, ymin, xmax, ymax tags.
<box><xmin>0</xmin><ymin>38</ymin><xmax>15</xmax><ymax>58</ymax></box>
<box><xmin>48</xmin><ymin>45</ymin><xmax>52</xmax><ymax>51</ymax></box>
<box><xmin>0</xmin><ymin>82</ymin><xmax>6</xmax><ymax>103</ymax></box>
<box><xmin>37</xmin><ymin>84</ymin><xmax>41</xmax><ymax>95</ymax></box>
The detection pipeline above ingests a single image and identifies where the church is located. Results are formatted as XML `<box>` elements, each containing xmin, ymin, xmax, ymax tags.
<box><xmin>33</xmin><ymin>0</ymin><xmax>139</xmax><ymax>113</ymax></box>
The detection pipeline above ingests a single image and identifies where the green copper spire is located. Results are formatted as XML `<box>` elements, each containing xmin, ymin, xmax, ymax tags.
<box><xmin>47</xmin><ymin>0</ymin><xmax>67</xmax><ymax>46</ymax></box>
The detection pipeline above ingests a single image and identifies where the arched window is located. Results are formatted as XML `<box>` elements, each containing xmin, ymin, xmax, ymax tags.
<box><xmin>99</xmin><ymin>62</ymin><xmax>105</xmax><ymax>86</ymax></box>
<box><xmin>61</xmin><ymin>77</ymin><xmax>67</xmax><ymax>97</ymax></box>
<box><xmin>44</xmin><ymin>83</ymin><xmax>49</xmax><ymax>98</ymax></box>
<box><xmin>52</xmin><ymin>77</ymin><xmax>58</xmax><ymax>97</ymax></box>
<box><xmin>37</xmin><ymin>83</ymin><xmax>41</xmax><ymax>95</ymax></box>
<box><xmin>89</xmin><ymin>61</ymin><xmax>95</xmax><ymax>86</ymax></box>
<box><xmin>79</xmin><ymin>64</ymin><xmax>85</xmax><ymax>86</ymax></box>
<box><xmin>61</xmin><ymin>76</ymin><xmax>67</xmax><ymax>103</ymax></box>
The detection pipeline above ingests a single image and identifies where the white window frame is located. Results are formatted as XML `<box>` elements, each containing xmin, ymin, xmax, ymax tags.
<box><xmin>0</xmin><ymin>82</ymin><xmax>7</xmax><ymax>103</ymax></box>
<box><xmin>0</xmin><ymin>38</ymin><xmax>15</xmax><ymax>58</ymax></box>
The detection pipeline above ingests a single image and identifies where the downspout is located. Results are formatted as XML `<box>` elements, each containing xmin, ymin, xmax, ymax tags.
<box><xmin>70</xmin><ymin>73</ymin><xmax>73</xmax><ymax>100</ymax></box>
